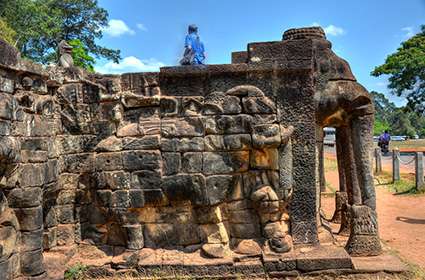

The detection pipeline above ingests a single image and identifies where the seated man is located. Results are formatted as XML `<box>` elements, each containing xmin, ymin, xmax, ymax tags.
<box><xmin>180</xmin><ymin>24</ymin><xmax>206</xmax><ymax>65</ymax></box>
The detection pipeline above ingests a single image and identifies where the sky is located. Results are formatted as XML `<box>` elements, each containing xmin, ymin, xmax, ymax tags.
<box><xmin>95</xmin><ymin>0</ymin><xmax>425</xmax><ymax>106</ymax></box>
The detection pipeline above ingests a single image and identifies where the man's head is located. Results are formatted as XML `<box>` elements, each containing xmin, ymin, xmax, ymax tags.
<box><xmin>188</xmin><ymin>24</ymin><xmax>198</xmax><ymax>34</ymax></box>
<box><xmin>384</xmin><ymin>130</ymin><xmax>389</xmax><ymax>134</ymax></box>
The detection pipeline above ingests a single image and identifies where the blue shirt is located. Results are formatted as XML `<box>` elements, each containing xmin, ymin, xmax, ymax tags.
<box><xmin>185</xmin><ymin>33</ymin><xmax>205</xmax><ymax>64</ymax></box>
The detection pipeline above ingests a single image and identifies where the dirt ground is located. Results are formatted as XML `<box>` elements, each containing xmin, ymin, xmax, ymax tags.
<box><xmin>322</xmin><ymin>151</ymin><xmax>425</xmax><ymax>269</ymax></box>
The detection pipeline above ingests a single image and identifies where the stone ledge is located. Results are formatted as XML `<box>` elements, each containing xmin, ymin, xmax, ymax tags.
<box><xmin>44</xmin><ymin>244</ymin><xmax>408</xmax><ymax>279</ymax></box>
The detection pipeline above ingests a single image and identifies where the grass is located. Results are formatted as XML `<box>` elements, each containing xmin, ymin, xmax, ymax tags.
<box><xmin>374</xmin><ymin>171</ymin><xmax>425</xmax><ymax>195</ymax></box>
<box><xmin>324</xmin><ymin>157</ymin><xmax>338</xmax><ymax>172</ymax></box>
<box><xmin>385</xmin><ymin>243</ymin><xmax>425</xmax><ymax>280</ymax></box>
<box><xmin>64</xmin><ymin>263</ymin><xmax>88</xmax><ymax>280</ymax></box>
<box><xmin>374</xmin><ymin>139</ymin><xmax>425</xmax><ymax>151</ymax></box>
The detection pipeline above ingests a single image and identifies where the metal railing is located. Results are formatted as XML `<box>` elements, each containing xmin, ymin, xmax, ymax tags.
<box><xmin>374</xmin><ymin>148</ymin><xmax>425</xmax><ymax>191</ymax></box>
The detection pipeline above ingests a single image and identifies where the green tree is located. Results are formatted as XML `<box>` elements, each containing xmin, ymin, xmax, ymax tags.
<box><xmin>0</xmin><ymin>0</ymin><xmax>120</xmax><ymax>64</ymax></box>
<box><xmin>371</xmin><ymin>25</ymin><xmax>425</xmax><ymax>114</ymax></box>
<box><xmin>0</xmin><ymin>18</ymin><xmax>16</xmax><ymax>45</ymax></box>
<box><xmin>69</xmin><ymin>39</ymin><xmax>95</xmax><ymax>72</ymax></box>
<box><xmin>389</xmin><ymin>109</ymin><xmax>416</xmax><ymax>137</ymax></box>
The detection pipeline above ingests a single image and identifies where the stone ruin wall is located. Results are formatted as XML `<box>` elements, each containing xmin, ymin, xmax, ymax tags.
<box><xmin>1</xmin><ymin>27</ymin><xmax>380</xmax><ymax>278</ymax></box>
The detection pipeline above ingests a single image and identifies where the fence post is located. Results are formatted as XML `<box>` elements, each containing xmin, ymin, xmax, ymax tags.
<box><xmin>374</xmin><ymin>148</ymin><xmax>382</xmax><ymax>174</ymax></box>
<box><xmin>392</xmin><ymin>148</ymin><xmax>400</xmax><ymax>182</ymax></box>
<box><xmin>415</xmin><ymin>152</ymin><xmax>424</xmax><ymax>191</ymax></box>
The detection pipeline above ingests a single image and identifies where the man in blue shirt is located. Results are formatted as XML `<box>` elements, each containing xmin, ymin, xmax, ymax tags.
<box><xmin>180</xmin><ymin>24</ymin><xmax>206</xmax><ymax>65</ymax></box>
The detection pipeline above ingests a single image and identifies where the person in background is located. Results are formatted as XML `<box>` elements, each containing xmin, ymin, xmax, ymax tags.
<box><xmin>378</xmin><ymin>130</ymin><xmax>391</xmax><ymax>154</ymax></box>
<box><xmin>180</xmin><ymin>24</ymin><xmax>206</xmax><ymax>65</ymax></box>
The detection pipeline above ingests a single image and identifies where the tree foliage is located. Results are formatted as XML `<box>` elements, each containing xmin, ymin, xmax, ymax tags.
<box><xmin>0</xmin><ymin>18</ymin><xmax>16</xmax><ymax>45</ymax></box>
<box><xmin>0</xmin><ymin>0</ymin><xmax>120</xmax><ymax>65</ymax></box>
<box><xmin>371</xmin><ymin>91</ymin><xmax>425</xmax><ymax>137</ymax></box>
<box><xmin>69</xmin><ymin>39</ymin><xmax>95</xmax><ymax>72</ymax></box>
<box><xmin>371</xmin><ymin>25</ymin><xmax>425</xmax><ymax>114</ymax></box>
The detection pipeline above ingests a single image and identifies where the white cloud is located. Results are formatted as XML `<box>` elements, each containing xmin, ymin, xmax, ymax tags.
<box><xmin>137</xmin><ymin>23</ymin><xmax>148</xmax><ymax>32</ymax></box>
<box><xmin>401</xmin><ymin>26</ymin><xmax>414</xmax><ymax>38</ymax></box>
<box><xmin>312</xmin><ymin>22</ymin><xmax>345</xmax><ymax>36</ymax></box>
<box><xmin>95</xmin><ymin>56</ymin><xmax>165</xmax><ymax>74</ymax></box>
<box><xmin>376</xmin><ymin>81</ymin><xmax>387</xmax><ymax>87</ymax></box>
<box><xmin>103</xmin><ymin>19</ymin><xmax>135</xmax><ymax>37</ymax></box>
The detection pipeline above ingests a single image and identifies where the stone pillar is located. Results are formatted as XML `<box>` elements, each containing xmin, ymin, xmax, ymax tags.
<box><xmin>345</xmin><ymin>205</ymin><xmax>382</xmax><ymax>256</ymax></box>
<box><xmin>392</xmin><ymin>148</ymin><xmax>400</xmax><ymax>182</ymax></box>
<box><xmin>415</xmin><ymin>152</ymin><xmax>424</xmax><ymax>191</ymax></box>
<box><xmin>331</xmin><ymin>191</ymin><xmax>348</xmax><ymax>224</ymax></box>
<box><xmin>374</xmin><ymin>148</ymin><xmax>382</xmax><ymax>174</ymax></box>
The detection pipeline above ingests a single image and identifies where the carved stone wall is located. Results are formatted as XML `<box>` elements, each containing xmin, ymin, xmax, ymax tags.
<box><xmin>0</xmin><ymin>26</ymin><xmax>379</xmax><ymax>279</ymax></box>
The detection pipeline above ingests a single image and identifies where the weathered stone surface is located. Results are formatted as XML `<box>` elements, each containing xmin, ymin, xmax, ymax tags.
<box><xmin>20</xmin><ymin>249</ymin><xmax>44</xmax><ymax>276</ymax></box>
<box><xmin>131</xmin><ymin>170</ymin><xmax>161</xmax><ymax>189</ymax></box>
<box><xmin>122</xmin><ymin>150</ymin><xmax>161</xmax><ymax>171</ymax></box>
<box><xmin>95</xmin><ymin>136</ymin><xmax>122</xmax><ymax>152</ymax></box>
<box><xmin>13</xmin><ymin>206</ymin><xmax>43</xmax><ymax>231</ymax></box>
<box><xmin>160</xmin><ymin>97</ymin><xmax>179</xmax><ymax>117</ymax></box>
<box><xmin>21</xmin><ymin>228</ymin><xmax>43</xmax><ymax>252</ymax></box>
<box><xmin>201</xmin><ymin>244</ymin><xmax>230</xmax><ymax>258</ymax></box>
<box><xmin>161</xmin><ymin>117</ymin><xmax>204</xmax><ymax>138</ymax></box>
<box><xmin>199</xmin><ymin>222</ymin><xmax>229</xmax><ymax>244</ymax></box>
<box><xmin>97</xmin><ymin>171</ymin><xmax>131</xmax><ymax>190</ymax></box>
<box><xmin>162</xmin><ymin>152</ymin><xmax>181</xmax><ymax>175</ymax></box>
<box><xmin>7</xmin><ymin>187</ymin><xmax>42</xmax><ymax>208</ymax></box>
<box><xmin>242</xmin><ymin>96</ymin><xmax>276</xmax><ymax>114</ymax></box>
<box><xmin>160</xmin><ymin>137</ymin><xmax>204</xmax><ymax>152</ymax></box>
<box><xmin>161</xmin><ymin>174</ymin><xmax>206</xmax><ymax>205</ymax></box>
<box><xmin>122</xmin><ymin>135</ymin><xmax>160</xmax><ymax>150</ymax></box>
<box><xmin>96</xmin><ymin>152</ymin><xmax>123</xmax><ymax>171</ymax></box>
<box><xmin>204</xmin><ymin>134</ymin><xmax>251</xmax><ymax>151</ymax></box>
<box><xmin>252</xmin><ymin>124</ymin><xmax>281</xmax><ymax>148</ymax></box>
<box><xmin>182</xmin><ymin>152</ymin><xmax>202</xmax><ymax>173</ymax></box>
<box><xmin>250</xmin><ymin>148</ymin><xmax>279</xmax><ymax>170</ymax></box>
<box><xmin>123</xmin><ymin>224</ymin><xmax>144</xmax><ymax>249</ymax></box>
<box><xmin>203</xmin><ymin>151</ymin><xmax>249</xmax><ymax>174</ymax></box>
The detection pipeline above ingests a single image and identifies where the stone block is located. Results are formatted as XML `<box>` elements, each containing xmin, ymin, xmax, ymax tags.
<box><xmin>97</xmin><ymin>171</ymin><xmax>131</xmax><ymax>190</ymax></box>
<box><xmin>43</xmin><ymin>227</ymin><xmax>57</xmax><ymax>249</ymax></box>
<box><xmin>14</xmin><ymin>206</ymin><xmax>43</xmax><ymax>231</ymax></box>
<box><xmin>162</xmin><ymin>152</ymin><xmax>181</xmax><ymax>175</ymax></box>
<box><xmin>123</xmin><ymin>224</ymin><xmax>144</xmax><ymax>250</ymax></box>
<box><xmin>21</xmin><ymin>228</ymin><xmax>43</xmax><ymax>252</ymax></box>
<box><xmin>122</xmin><ymin>150</ymin><xmax>161</xmax><ymax>171</ymax></box>
<box><xmin>295</xmin><ymin>245</ymin><xmax>352</xmax><ymax>272</ymax></box>
<box><xmin>131</xmin><ymin>170</ymin><xmax>161</xmax><ymax>189</ymax></box>
<box><xmin>117</xmin><ymin>123</ymin><xmax>142</xmax><ymax>137</ymax></box>
<box><xmin>20</xmin><ymin>249</ymin><xmax>44</xmax><ymax>276</ymax></box>
<box><xmin>0</xmin><ymin>224</ymin><xmax>18</xmax><ymax>257</ymax></box>
<box><xmin>55</xmin><ymin>205</ymin><xmax>75</xmax><ymax>224</ymax></box>
<box><xmin>205</xmin><ymin>115</ymin><xmax>252</xmax><ymax>135</ymax></box>
<box><xmin>230</xmin><ymin>223</ymin><xmax>261</xmax><ymax>239</ymax></box>
<box><xmin>143</xmin><ymin>189</ymin><xmax>168</xmax><ymax>206</ymax></box>
<box><xmin>194</xmin><ymin>206</ymin><xmax>223</xmax><ymax>224</ymax></box>
<box><xmin>160</xmin><ymin>97</ymin><xmax>179</xmax><ymax>117</ymax></box>
<box><xmin>242</xmin><ymin>96</ymin><xmax>276</xmax><ymax>114</ymax></box>
<box><xmin>62</xmin><ymin>153</ymin><xmax>94</xmax><ymax>173</ymax></box>
<box><xmin>95</xmin><ymin>152</ymin><xmax>123</xmax><ymax>171</ymax></box>
<box><xmin>160</xmin><ymin>137</ymin><xmax>204</xmax><ymax>152</ymax></box>
<box><xmin>122</xmin><ymin>135</ymin><xmax>160</xmax><ymax>150</ymax></box>
<box><xmin>199</xmin><ymin>222</ymin><xmax>229</xmax><ymax>244</ymax></box>
<box><xmin>182</xmin><ymin>152</ymin><xmax>203</xmax><ymax>173</ymax></box>
<box><xmin>43</xmin><ymin>207</ymin><xmax>58</xmax><ymax>228</ymax></box>
<box><xmin>203</xmin><ymin>151</ymin><xmax>249</xmax><ymax>174</ymax></box>
<box><xmin>122</xmin><ymin>93</ymin><xmax>160</xmax><ymax>108</ymax></box>
<box><xmin>161</xmin><ymin>117</ymin><xmax>204</xmax><ymax>138</ymax></box>
<box><xmin>181</xmin><ymin>96</ymin><xmax>203</xmax><ymax>116</ymax></box>
<box><xmin>129</xmin><ymin>189</ymin><xmax>145</xmax><ymax>208</ymax></box>
<box><xmin>161</xmin><ymin>174</ymin><xmax>206</xmax><ymax>205</ymax></box>
<box><xmin>139</xmin><ymin>118</ymin><xmax>161</xmax><ymax>135</ymax></box>
<box><xmin>204</xmin><ymin>134</ymin><xmax>251</xmax><ymax>151</ymax></box>
<box><xmin>7</xmin><ymin>187</ymin><xmax>42</xmax><ymax>208</ymax></box>
<box><xmin>250</xmin><ymin>148</ymin><xmax>279</xmax><ymax>170</ymax></box>
<box><xmin>95</xmin><ymin>136</ymin><xmax>122</xmax><ymax>152</ymax></box>
<box><xmin>228</xmin><ymin>209</ymin><xmax>259</xmax><ymax>224</ymax></box>
<box><xmin>112</xmin><ymin>190</ymin><xmax>129</xmax><ymax>208</ymax></box>
<box><xmin>252</xmin><ymin>124</ymin><xmax>281</xmax><ymax>148</ymax></box>
<box><xmin>56</xmin><ymin>189</ymin><xmax>77</xmax><ymax>205</ymax></box>
<box><xmin>206</xmin><ymin>175</ymin><xmax>238</xmax><ymax>205</ymax></box>
<box><xmin>20</xmin><ymin>150</ymin><xmax>48</xmax><ymax>163</ymax></box>
<box><xmin>57</xmin><ymin>224</ymin><xmax>75</xmax><ymax>246</ymax></box>
<box><xmin>96</xmin><ymin>189</ymin><xmax>113</xmax><ymax>207</ymax></box>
